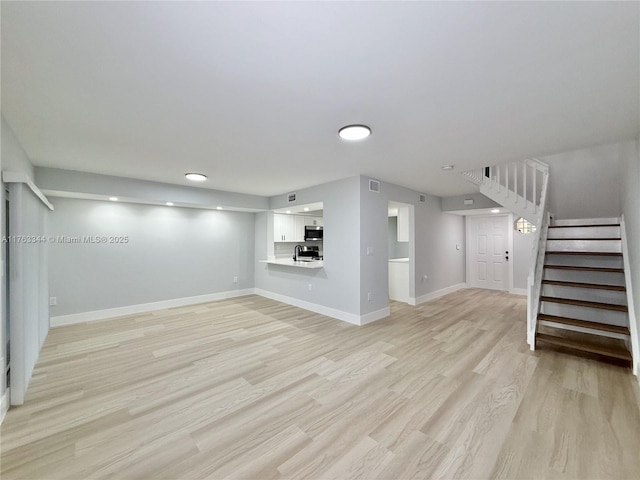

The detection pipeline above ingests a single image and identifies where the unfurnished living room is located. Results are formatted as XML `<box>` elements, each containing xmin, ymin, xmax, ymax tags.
<box><xmin>1</xmin><ymin>2</ymin><xmax>639</xmax><ymax>479</ymax></box>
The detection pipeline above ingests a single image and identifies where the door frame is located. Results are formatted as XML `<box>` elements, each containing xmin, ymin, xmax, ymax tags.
<box><xmin>465</xmin><ymin>213</ymin><xmax>514</xmax><ymax>292</ymax></box>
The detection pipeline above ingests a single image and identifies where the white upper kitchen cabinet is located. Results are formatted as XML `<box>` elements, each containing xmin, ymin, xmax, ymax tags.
<box><xmin>274</xmin><ymin>214</ymin><xmax>305</xmax><ymax>242</ymax></box>
<box><xmin>304</xmin><ymin>216</ymin><xmax>323</xmax><ymax>227</ymax></box>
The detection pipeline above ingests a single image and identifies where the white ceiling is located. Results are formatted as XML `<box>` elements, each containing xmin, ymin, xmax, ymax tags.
<box><xmin>2</xmin><ymin>2</ymin><xmax>638</xmax><ymax>197</ymax></box>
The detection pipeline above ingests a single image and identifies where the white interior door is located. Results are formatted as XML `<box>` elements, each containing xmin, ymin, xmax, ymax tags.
<box><xmin>467</xmin><ymin>215</ymin><xmax>510</xmax><ymax>291</ymax></box>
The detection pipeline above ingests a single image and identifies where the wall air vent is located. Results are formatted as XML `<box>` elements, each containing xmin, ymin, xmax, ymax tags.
<box><xmin>419</xmin><ymin>194</ymin><xmax>426</xmax><ymax>203</ymax></box>
<box><xmin>287</xmin><ymin>192</ymin><xmax>296</xmax><ymax>203</ymax></box>
<box><xmin>369</xmin><ymin>179</ymin><xmax>380</xmax><ymax>193</ymax></box>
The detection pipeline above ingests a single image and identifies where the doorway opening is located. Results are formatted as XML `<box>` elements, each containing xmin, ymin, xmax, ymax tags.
<box><xmin>387</xmin><ymin>201</ymin><xmax>415</xmax><ymax>304</ymax></box>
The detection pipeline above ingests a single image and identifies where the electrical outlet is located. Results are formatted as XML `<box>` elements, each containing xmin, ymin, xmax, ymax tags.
<box><xmin>367</xmin><ymin>292</ymin><xmax>373</xmax><ymax>301</ymax></box>
<box><xmin>49</xmin><ymin>297</ymin><xmax>57</xmax><ymax>306</ymax></box>
<box><xmin>308</xmin><ymin>283</ymin><xmax>313</xmax><ymax>291</ymax></box>
<box><xmin>233</xmin><ymin>276</ymin><xmax>238</xmax><ymax>283</ymax></box>
<box><xmin>423</xmin><ymin>275</ymin><xmax>428</xmax><ymax>282</ymax></box>
<box><xmin>366</xmin><ymin>247</ymin><xmax>374</xmax><ymax>256</ymax></box>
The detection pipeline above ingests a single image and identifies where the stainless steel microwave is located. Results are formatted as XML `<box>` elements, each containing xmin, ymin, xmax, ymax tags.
<box><xmin>304</xmin><ymin>226</ymin><xmax>323</xmax><ymax>241</ymax></box>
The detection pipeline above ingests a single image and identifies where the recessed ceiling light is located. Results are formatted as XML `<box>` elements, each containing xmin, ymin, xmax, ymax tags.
<box><xmin>216</xmin><ymin>206</ymin><xmax>223</xmax><ymax>210</ymax></box>
<box><xmin>109</xmin><ymin>197</ymin><xmax>118</xmax><ymax>201</ymax></box>
<box><xmin>286</xmin><ymin>210</ymin><xmax>292</xmax><ymax>214</ymax></box>
<box><xmin>185</xmin><ymin>173</ymin><xmax>207</xmax><ymax>182</ymax></box>
<box><xmin>303</xmin><ymin>207</ymin><xmax>310</xmax><ymax>212</ymax></box>
<box><xmin>338</xmin><ymin>124</ymin><xmax>371</xmax><ymax>141</ymax></box>
<box><xmin>166</xmin><ymin>202</ymin><xmax>174</xmax><ymax>206</ymax></box>
<box><xmin>441</xmin><ymin>165</ymin><xmax>454</xmax><ymax>171</ymax></box>
<box><xmin>491</xmin><ymin>208</ymin><xmax>500</xmax><ymax>213</ymax></box>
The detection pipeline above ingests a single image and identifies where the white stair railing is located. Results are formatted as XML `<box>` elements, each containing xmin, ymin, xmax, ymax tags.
<box><xmin>527</xmin><ymin>210</ymin><xmax>551</xmax><ymax>349</ymax></box>
<box><xmin>459</xmin><ymin>158</ymin><xmax>549</xmax><ymax>226</ymax></box>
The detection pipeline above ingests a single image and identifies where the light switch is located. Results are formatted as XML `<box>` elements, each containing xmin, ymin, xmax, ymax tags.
<box><xmin>366</xmin><ymin>247</ymin><xmax>374</xmax><ymax>256</ymax></box>
<box><xmin>456</xmin><ymin>244</ymin><xmax>461</xmax><ymax>250</ymax></box>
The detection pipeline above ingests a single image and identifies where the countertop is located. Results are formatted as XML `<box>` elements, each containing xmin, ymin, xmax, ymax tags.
<box><xmin>260</xmin><ymin>258</ymin><xmax>324</xmax><ymax>269</ymax></box>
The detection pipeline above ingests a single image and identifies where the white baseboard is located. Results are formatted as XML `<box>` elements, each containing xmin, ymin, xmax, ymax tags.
<box><xmin>1</xmin><ymin>388</ymin><xmax>9</xmax><ymax>425</ymax></box>
<box><xmin>360</xmin><ymin>307</ymin><xmax>391</xmax><ymax>325</ymax></box>
<box><xmin>50</xmin><ymin>289</ymin><xmax>256</xmax><ymax>327</ymax></box>
<box><xmin>510</xmin><ymin>288</ymin><xmax>528</xmax><ymax>296</ymax></box>
<box><xmin>254</xmin><ymin>289</ymin><xmax>389</xmax><ymax>326</ymax></box>
<box><xmin>412</xmin><ymin>283</ymin><xmax>466</xmax><ymax>306</ymax></box>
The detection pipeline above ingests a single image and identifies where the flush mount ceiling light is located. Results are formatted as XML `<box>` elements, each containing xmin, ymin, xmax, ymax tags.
<box><xmin>109</xmin><ymin>197</ymin><xmax>118</xmax><ymax>202</ymax></box>
<box><xmin>185</xmin><ymin>173</ymin><xmax>207</xmax><ymax>182</ymax></box>
<box><xmin>338</xmin><ymin>124</ymin><xmax>371</xmax><ymax>141</ymax></box>
<box><xmin>441</xmin><ymin>165</ymin><xmax>455</xmax><ymax>171</ymax></box>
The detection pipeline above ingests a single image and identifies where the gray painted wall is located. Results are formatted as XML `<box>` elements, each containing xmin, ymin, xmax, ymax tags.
<box><xmin>257</xmin><ymin>176</ymin><xmax>361</xmax><ymax>316</ymax></box>
<box><xmin>541</xmin><ymin>143</ymin><xmax>623</xmax><ymax>219</ymax></box>
<box><xmin>359</xmin><ymin>177</ymin><xmax>466</xmax><ymax>315</ymax></box>
<box><xmin>388</xmin><ymin>216</ymin><xmax>409</xmax><ymax>259</ymax></box>
<box><xmin>48</xmin><ymin>198</ymin><xmax>255</xmax><ymax>316</ymax></box>
<box><xmin>513</xmin><ymin>230</ymin><xmax>534</xmax><ymax>291</ymax></box>
<box><xmin>621</xmin><ymin>139</ymin><xmax>640</xmax><ymax>377</ymax></box>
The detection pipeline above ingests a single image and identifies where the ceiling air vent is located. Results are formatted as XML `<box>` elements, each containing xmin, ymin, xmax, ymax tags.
<box><xmin>419</xmin><ymin>194</ymin><xmax>426</xmax><ymax>203</ymax></box>
<box><xmin>369</xmin><ymin>179</ymin><xmax>380</xmax><ymax>193</ymax></box>
<box><xmin>287</xmin><ymin>192</ymin><xmax>296</xmax><ymax>203</ymax></box>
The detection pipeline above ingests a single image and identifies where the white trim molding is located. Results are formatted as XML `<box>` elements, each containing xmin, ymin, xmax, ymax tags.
<box><xmin>254</xmin><ymin>289</ymin><xmax>389</xmax><ymax>326</ymax></box>
<box><xmin>621</xmin><ymin>216</ymin><xmax>639</xmax><ymax>376</ymax></box>
<box><xmin>2</xmin><ymin>171</ymin><xmax>54</xmax><ymax>210</ymax></box>
<box><xmin>510</xmin><ymin>288</ymin><xmax>528</xmax><ymax>296</ymax></box>
<box><xmin>50</xmin><ymin>289</ymin><xmax>255</xmax><ymax>327</ymax></box>
<box><xmin>411</xmin><ymin>283</ymin><xmax>466</xmax><ymax>306</ymax></box>
<box><xmin>1</xmin><ymin>388</ymin><xmax>9</xmax><ymax>425</ymax></box>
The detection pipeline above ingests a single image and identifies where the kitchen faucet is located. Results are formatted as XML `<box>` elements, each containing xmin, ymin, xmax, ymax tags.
<box><xmin>293</xmin><ymin>244</ymin><xmax>303</xmax><ymax>261</ymax></box>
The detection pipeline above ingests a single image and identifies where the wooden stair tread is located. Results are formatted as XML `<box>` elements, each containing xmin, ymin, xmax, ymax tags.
<box><xmin>538</xmin><ymin>314</ymin><xmax>630</xmax><ymax>335</ymax></box>
<box><xmin>536</xmin><ymin>333</ymin><xmax>632</xmax><ymax>362</ymax></box>
<box><xmin>547</xmin><ymin>238</ymin><xmax>621</xmax><ymax>241</ymax></box>
<box><xmin>549</xmin><ymin>224</ymin><xmax>620</xmax><ymax>228</ymax></box>
<box><xmin>544</xmin><ymin>265</ymin><xmax>624</xmax><ymax>273</ymax></box>
<box><xmin>546</xmin><ymin>251</ymin><xmax>622</xmax><ymax>256</ymax></box>
<box><xmin>542</xmin><ymin>280</ymin><xmax>626</xmax><ymax>291</ymax></box>
<box><xmin>540</xmin><ymin>296</ymin><xmax>628</xmax><ymax>312</ymax></box>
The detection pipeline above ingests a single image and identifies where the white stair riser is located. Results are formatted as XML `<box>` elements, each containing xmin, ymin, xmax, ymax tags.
<box><xmin>546</xmin><ymin>239</ymin><xmax>621</xmax><ymax>253</ymax></box>
<box><xmin>545</xmin><ymin>255</ymin><xmax>623</xmax><ymax>269</ymax></box>
<box><xmin>547</xmin><ymin>226</ymin><xmax>620</xmax><ymax>239</ymax></box>
<box><xmin>540</xmin><ymin>303</ymin><xmax>628</xmax><ymax>326</ymax></box>
<box><xmin>543</xmin><ymin>269</ymin><xmax>625</xmax><ymax>286</ymax></box>
<box><xmin>553</xmin><ymin>218</ymin><xmax>620</xmax><ymax>226</ymax></box>
<box><xmin>542</xmin><ymin>285</ymin><xmax>627</xmax><ymax>305</ymax></box>
<box><xmin>538</xmin><ymin>320</ymin><xmax>629</xmax><ymax>340</ymax></box>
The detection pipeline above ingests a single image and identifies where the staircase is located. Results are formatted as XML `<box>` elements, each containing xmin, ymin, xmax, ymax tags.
<box><xmin>458</xmin><ymin>159</ymin><xmax>636</xmax><ymax>369</ymax></box>
<box><xmin>459</xmin><ymin>158</ymin><xmax>549</xmax><ymax>225</ymax></box>
<box><xmin>534</xmin><ymin>218</ymin><xmax>632</xmax><ymax>366</ymax></box>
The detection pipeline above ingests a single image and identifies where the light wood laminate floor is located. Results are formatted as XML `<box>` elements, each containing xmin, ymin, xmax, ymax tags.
<box><xmin>2</xmin><ymin>289</ymin><xmax>639</xmax><ymax>479</ymax></box>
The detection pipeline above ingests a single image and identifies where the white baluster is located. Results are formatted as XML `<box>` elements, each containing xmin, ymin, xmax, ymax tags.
<box><xmin>513</xmin><ymin>162</ymin><xmax>518</xmax><ymax>203</ymax></box>
<box><xmin>533</xmin><ymin>167</ymin><xmax>537</xmax><ymax>213</ymax></box>
<box><xmin>523</xmin><ymin>163</ymin><xmax>527</xmax><ymax>206</ymax></box>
